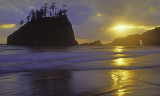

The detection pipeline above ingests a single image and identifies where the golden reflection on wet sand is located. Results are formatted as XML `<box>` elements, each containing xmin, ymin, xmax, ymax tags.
<box><xmin>110</xmin><ymin>46</ymin><xmax>134</xmax><ymax>96</ymax></box>
<box><xmin>111</xmin><ymin>70</ymin><xmax>132</xmax><ymax>96</ymax></box>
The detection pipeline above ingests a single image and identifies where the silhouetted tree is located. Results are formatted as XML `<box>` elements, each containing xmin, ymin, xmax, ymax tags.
<box><xmin>50</xmin><ymin>11</ymin><xmax>52</xmax><ymax>17</ymax></box>
<box><xmin>57</xmin><ymin>9</ymin><xmax>63</xmax><ymax>16</ymax></box>
<box><xmin>19</xmin><ymin>20</ymin><xmax>24</xmax><ymax>26</ymax></box>
<box><xmin>40</xmin><ymin>7</ymin><xmax>44</xmax><ymax>18</ymax></box>
<box><xmin>40</xmin><ymin>10</ymin><xmax>44</xmax><ymax>18</ymax></box>
<box><xmin>35</xmin><ymin>9</ymin><xmax>43</xmax><ymax>19</ymax></box>
<box><xmin>62</xmin><ymin>9</ymin><xmax>68</xmax><ymax>16</ymax></box>
<box><xmin>26</xmin><ymin>15</ymin><xmax>30</xmax><ymax>23</ymax></box>
<box><xmin>35</xmin><ymin>10</ymin><xmax>39</xmax><ymax>19</ymax></box>
<box><xmin>43</xmin><ymin>3</ymin><xmax>48</xmax><ymax>17</ymax></box>
<box><xmin>50</xmin><ymin>2</ymin><xmax>56</xmax><ymax>17</ymax></box>
<box><xmin>55</xmin><ymin>8</ymin><xmax>57</xmax><ymax>16</ymax></box>
<box><xmin>30</xmin><ymin>9</ymin><xmax>36</xmax><ymax>21</ymax></box>
<box><xmin>24</xmin><ymin>2</ymin><xmax>68</xmax><ymax>23</ymax></box>
<box><xmin>57</xmin><ymin>8</ymin><xmax>68</xmax><ymax>17</ymax></box>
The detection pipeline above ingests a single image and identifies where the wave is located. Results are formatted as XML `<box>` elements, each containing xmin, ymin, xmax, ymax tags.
<box><xmin>1</xmin><ymin>45</ymin><xmax>160</xmax><ymax>74</ymax></box>
<box><xmin>0</xmin><ymin>65</ymin><xmax>160</xmax><ymax>74</ymax></box>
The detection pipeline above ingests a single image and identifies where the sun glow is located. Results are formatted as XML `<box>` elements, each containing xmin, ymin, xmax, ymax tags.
<box><xmin>111</xmin><ymin>24</ymin><xmax>156</xmax><ymax>33</ymax></box>
<box><xmin>112</xmin><ymin>25</ymin><xmax>135</xmax><ymax>32</ymax></box>
<box><xmin>96</xmin><ymin>13</ymin><xmax>103</xmax><ymax>17</ymax></box>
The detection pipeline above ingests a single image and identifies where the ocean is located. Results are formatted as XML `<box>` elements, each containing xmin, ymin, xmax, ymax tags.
<box><xmin>0</xmin><ymin>45</ymin><xmax>160</xmax><ymax>96</ymax></box>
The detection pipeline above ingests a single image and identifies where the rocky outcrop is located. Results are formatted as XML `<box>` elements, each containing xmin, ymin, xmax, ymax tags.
<box><xmin>7</xmin><ymin>16</ymin><xmax>78</xmax><ymax>46</ymax></box>
<box><xmin>110</xmin><ymin>27</ymin><xmax>160</xmax><ymax>46</ymax></box>
<box><xmin>141</xmin><ymin>27</ymin><xmax>160</xmax><ymax>46</ymax></box>
<box><xmin>110</xmin><ymin>34</ymin><xmax>141</xmax><ymax>46</ymax></box>
<box><xmin>80</xmin><ymin>40</ymin><xmax>103</xmax><ymax>46</ymax></box>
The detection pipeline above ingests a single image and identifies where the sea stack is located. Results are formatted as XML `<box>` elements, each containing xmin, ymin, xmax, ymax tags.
<box><xmin>7</xmin><ymin>3</ymin><xmax>78</xmax><ymax>46</ymax></box>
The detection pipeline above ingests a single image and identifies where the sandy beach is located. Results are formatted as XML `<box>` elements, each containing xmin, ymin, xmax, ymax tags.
<box><xmin>1</xmin><ymin>68</ymin><xmax>160</xmax><ymax>96</ymax></box>
<box><xmin>1</xmin><ymin>46</ymin><xmax>160</xmax><ymax>96</ymax></box>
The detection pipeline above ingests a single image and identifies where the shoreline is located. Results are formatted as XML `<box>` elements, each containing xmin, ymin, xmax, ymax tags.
<box><xmin>1</xmin><ymin>68</ymin><xmax>160</xmax><ymax>96</ymax></box>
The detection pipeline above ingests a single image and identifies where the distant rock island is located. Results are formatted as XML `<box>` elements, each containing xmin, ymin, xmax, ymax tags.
<box><xmin>110</xmin><ymin>27</ymin><xmax>160</xmax><ymax>46</ymax></box>
<box><xmin>110</xmin><ymin>34</ymin><xmax>141</xmax><ymax>46</ymax></box>
<box><xmin>141</xmin><ymin>27</ymin><xmax>160</xmax><ymax>46</ymax></box>
<box><xmin>80</xmin><ymin>40</ymin><xmax>103</xmax><ymax>46</ymax></box>
<box><xmin>7</xmin><ymin>3</ymin><xmax>78</xmax><ymax>46</ymax></box>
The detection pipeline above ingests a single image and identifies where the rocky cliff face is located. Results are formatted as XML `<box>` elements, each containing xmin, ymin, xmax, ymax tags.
<box><xmin>7</xmin><ymin>16</ymin><xmax>78</xmax><ymax>46</ymax></box>
<box><xmin>110</xmin><ymin>34</ymin><xmax>141</xmax><ymax>46</ymax></box>
<box><xmin>110</xmin><ymin>27</ymin><xmax>160</xmax><ymax>46</ymax></box>
<box><xmin>80</xmin><ymin>40</ymin><xmax>103</xmax><ymax>46</ymax></box>
<box><xmin>141</xmin><ymin>27</ymin><xmax>160</xmax><ymax>46</ymax></box>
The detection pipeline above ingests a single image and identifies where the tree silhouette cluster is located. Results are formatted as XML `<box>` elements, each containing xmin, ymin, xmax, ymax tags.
<box><xmin>20</xmin><ymin>3</ymin><xmax>68</xmax><ymax>25</ymax></box>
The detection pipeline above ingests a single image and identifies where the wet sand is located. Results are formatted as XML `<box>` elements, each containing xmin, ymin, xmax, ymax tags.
<box><xmin>1</xmin><ymin>68</ymin><xmax>160</xmax><ymax>96</ymax></box>
<box><xmin>1</xmin><ymin>46</ymin><xmax>160</xmax><ymax>96</ymax></box>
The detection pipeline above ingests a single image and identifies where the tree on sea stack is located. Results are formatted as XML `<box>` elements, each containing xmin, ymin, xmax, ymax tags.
<box><xmin>7</xmin><ymin>2</ymin><xmax>78</xmax><ymax>46</ymax></box>
<box><xmin>23</xmin><ymin>3</ymin><xmax>67</xmax><ymax>22</ymax></box>
<box><xmin>19</xmin><ymin>20</ymin><xmax>24</xmax><ymax>26</ymax></box>
<box><xmin>50</xmin><ymin>3</ymin><xmax>56</xmax><ymax>17</ymax></box>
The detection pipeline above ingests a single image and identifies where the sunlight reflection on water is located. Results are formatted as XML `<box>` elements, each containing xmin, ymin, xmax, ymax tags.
<box><xmin>113</xmin><ymin>46</ymin><xmax>125</xmax><ymax>53</ymax></box>
<box><xmin>112</xmin><ymin>46</ymin><xmax>133</xmax><ymax>67</ymax></box>
<box><xmin>110</xmin><ymin>46</ymin><xmax>134</xmax><ymax>96</ymax></box>
<box><xmin>113</xmin><ymin>58</ymin><xmax>133</xmax><ymax>66</ymax></box>
<box><xmin>1</xmin><ymin>46</ymin><xmax>160</xmax><ymax>96</ymax></box>
<box><xmin>111</xmin><ymin>70</ymin><xmax>133</xmax><ymax>96</ymax></box>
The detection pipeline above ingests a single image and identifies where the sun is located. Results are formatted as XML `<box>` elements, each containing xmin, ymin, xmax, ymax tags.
<box><xmin>112</xmin><ymin>25</ymin><xmax>135</xmax><ymax>32</ymax></box>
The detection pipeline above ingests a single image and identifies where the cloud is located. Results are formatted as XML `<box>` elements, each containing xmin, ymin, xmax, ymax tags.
<box><xmin>0</xmin><ymin>24</ymin><xmax>16</xmax><ymax>29</ymax></box>
<box><xmin>72</xmin><ymin>0</ymin><xmax>160</xmax><ymax>40</ymax></box>
<box><xmin>1</xmin><ymin>0</ymin><xmax>160</xmax><ymax>43</ymax></box>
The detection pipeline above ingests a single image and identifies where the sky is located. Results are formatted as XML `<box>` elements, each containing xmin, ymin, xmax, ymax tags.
<box><xmin>1</xmin><ymin>0</ymin><xmax>160</xmax><ymax>44</ymax></box>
